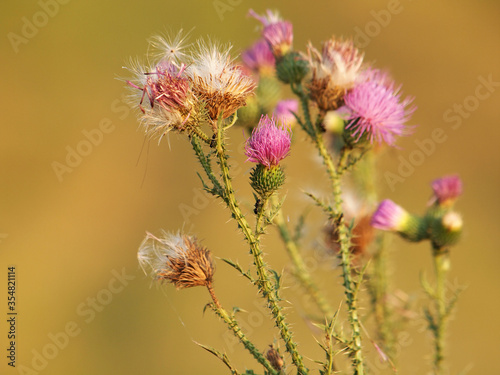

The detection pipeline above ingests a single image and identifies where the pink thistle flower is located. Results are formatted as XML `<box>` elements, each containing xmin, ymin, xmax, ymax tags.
<box><xmin>431</xmin><ymin>175</ymin><xmax>463</xmax><ymax>205</ymax></box>
<box><xmin>341</xmin><ymin>79</ymin><xmax>416</xmax><ymax>146</ymax></box>
<box><xmin>242</xmin><ymin>39</ymin><xmax>276</xmax><ymax>75</ymax></box>
<box><xmin>273</xmin><ymin>99</ymin><xmax>298</xmax><ymax>127</ymax></box>
<box><xmin>245</xmin><ymin>115</ymin><xmax>292</xmax><ymax>168</ymax></box>
<box><xmin>248</xmin><ymin>9</ymin><xmax>293</xmax><ymax>57</ymax></box>
<box><xmin>371</xmin><ymin>199</ymin><xmax>410</xmax><ymax>232</ymax></box>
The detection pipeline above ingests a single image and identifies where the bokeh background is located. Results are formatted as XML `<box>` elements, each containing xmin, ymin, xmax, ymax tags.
<box><xmin>1</xmin><ymin>0</ymin><xmax>499</xmax><ymax>374</ymax></box>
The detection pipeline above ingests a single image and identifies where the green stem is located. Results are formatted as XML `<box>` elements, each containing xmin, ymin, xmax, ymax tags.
<box><xmin>272</xmin><ymin>196</ymin><xmax>334</xmax><ymax>317</ymax></box>
<box><xmin>191</xmin><ymin>135</ymin><xmax>223</xmax><ymax>195</ymax></box>
<box><xmin>318</xmin><ymin>136</ymin><xmax>365</xmax><ymax>375</ymax></box>
<box><xmin>190</xmin><ymin>124</ymin><xmax>212</xmax><ymax>145</ymax></box>
<box><xmin>214</xmin><ymin>122</ymin><xmax>308</xmax><ymax>375</ymax></box>
<box><xmin>290</xmin><ymin>82</ymin><xmax>365</xmax><ymax>374</ymax></box>
<box><xmin>369</xmin><ymin>236</ymin><xmax>396</xmax><ymax>360</ymax></box>
<box><xmin>432</xmin><ymin>247</ymin><xmax>450</xmax><ymax>375</ymax></box>
<box><xmin>291</xmin><ymin>82</ymin><xmax>315</xmax><ymax>137</ymax></box>
<box><xmin>206</xmin><ymin>284</ymin><xmax>278</xmax><ymax>375</ymax></box>
<box><xmin>360</xmin><ymin>153</ymin><xmax>397</xmax><ymax>360</ymax></box>
<box><xmin>255</xmin><ymin>194</ymin><xmax>271</xmax><ymax>239</ymax></box>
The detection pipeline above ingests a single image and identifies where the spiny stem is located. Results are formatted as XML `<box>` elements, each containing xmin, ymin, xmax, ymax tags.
<box><xmin>352</xmin><ymin>152</ymin><xmax>396</xmax><ymax>359</ymax></box>
<box><xmin>290</xmin><ymin>82</ymin><xmax>365</xmax><ymax>373</ymax></box>
<box><xmin>432</xmin><ymin>247</ymin><xmax>450</xmax><ymax>375</ymax></box>
<box><xmin>272</xmin><ymin>196</ymin><xmax>334</xmax><ymax>317</ymax></box>
<box><xmin>317</xmin><ymin>134</ymin><xmax>365</xmax><ymax>375</ymax></box>
<box><xmin>206</xmin><ymin>282</ymin><xmax>222</xmax><ymax>309</ymax></box>
<box><xmin>214</xmin><ymin>120</ymin><xmax>308</xmax><ymax>375</ymax></box>
<box><xmin>369</xmin><ymin>236</ymin><xmax>397</xmax><ymax>360</ymax></box>
<box><xmin>291</xmin><ymin>82</ymin><xmax>315</xmax><ymax>137</ymax></box>
<box><xmin>206</xmin><ymin>284</ymin><xmax>278</xmax><ymax>375</ymax></box>
<box><xmin>191</xmin><ymin>135</ymin><xmax>224</xmax><ymax>195</ymax></box>
<box><xmin>255</xmin><ymin>194</ymin><xmax>271</xmax><ymax>239</ymax></box>
<box><xmin>190</xmin><ymin>124</ymin><xmax>212</xmax><ymax>145</ymax></box>
<box><xmin>318</xmin><ymin>318</ymin><xmax>340</xmax><ymax>375</ymax></box>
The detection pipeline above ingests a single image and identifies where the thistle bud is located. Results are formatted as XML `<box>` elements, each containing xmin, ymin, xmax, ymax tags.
<box><xmin>371</xmin><ymin>199</ymin><xmax>428</xmax><ymax>242</ymax></box>
<box><xmin>429</xmin><ymin>211</ymin><xmax>463</xmax><ymax>249</ymax></box>
<box><xmin>250</xmin><ymin>164</ymin><xmax>286</xmax><ymax>197</ymax></box>
<box><xmin>276</xmin><ymin>51</ymin><xmax>309</xmax><ymax>84</ymax></box>
<box><xmin>323</xmin><ymin>110</ymin><xmax>345</xmax><ymax>135</ymax></box>
<box><xmin>248</xmin><ymin>9</ymin><xmax>293</xmax><ymax>58</ymax></box>
<box><xmin>430</xmin><ymin>175</ymin><xmax>463</xmax><ymax>207</ymax></box>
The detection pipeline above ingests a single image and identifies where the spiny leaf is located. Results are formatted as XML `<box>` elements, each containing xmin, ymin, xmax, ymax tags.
<box><xmin>293</xmin><ymin>208</ymin><xmax>309</xmax><ymax>243</ymax></box>
<box><xmin>194</xmin><ymin>341</ymin><xmax>241</xmax><ymax>375</ymax></box>
<box><xmin>221</xmin><ymin>258</ymin><xmax>255</xmax><ymax>284</ymax></box>
<box><xmin>303</xmin><ymin>191</ymin><xmax>338</xmax><ymax>219</ymax></box>
<box><xmin>420</xmin><ymin>271</ymin><xmax>436</xmax><ymax>298</ymax></box>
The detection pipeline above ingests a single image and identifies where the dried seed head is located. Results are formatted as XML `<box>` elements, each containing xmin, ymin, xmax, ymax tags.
<box><xmin>149</xmin><ymin>30</ymin><xmax>191</xmax><ymax>64</ymax></box>
<box><xmin>125</xmin><ymin>57</ymin><xmax>200</xmax><ymax>141</ymax></box>
<box><xmin>138</xmin><ymin>231</ymin><xmax>215</xmax><ymax>289</ymax></box>
<box><xmin>307</xmin><ymin>38</ymin><xmax>364</xmax><ymax>111</ymax></box>
<box><xmin>186</xmin><ymin>40</ymin><xmax>256</xmax><ymax>128</ymax></box>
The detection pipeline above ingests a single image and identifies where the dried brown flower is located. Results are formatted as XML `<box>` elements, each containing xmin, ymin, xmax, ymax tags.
<box><xmin>138</xmin><ymin>231</ymin><xmax>214</xmax><ymax>289</ymax></box>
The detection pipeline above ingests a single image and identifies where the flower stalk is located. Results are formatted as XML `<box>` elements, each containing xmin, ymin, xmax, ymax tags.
<box><xmin>205</xmin><ymin>283</ymin><xmax>279</xmax><ymax>375</ymax></box>
<box><xmin>292</xmin><ymin>81</ymin><xmax>366</xmax><ymax>374</ymax></box>
<box><xmin>430</xmin><ymin>246</ymin><xmax>451</xmax><ymax>375</ymax></box>
<box><xmin>213</xmin><ymin>115</ymin><xmax>308</xmax><ymax>375</ymax></box>
<box><xmin>272</xmin><ymin>197</ymin><xmax>334</xmax><ymax>317</ymax></box>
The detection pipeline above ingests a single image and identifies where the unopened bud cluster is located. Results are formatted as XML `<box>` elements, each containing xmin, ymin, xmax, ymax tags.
<box><xmin>372</xmin><ymin>175</ymin><xmax>463</xmax><ymax>249</ymax></box>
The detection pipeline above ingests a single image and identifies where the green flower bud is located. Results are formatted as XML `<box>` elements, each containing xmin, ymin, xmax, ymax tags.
<box><xmin>372</xmin><ymin>199</ymin><xmax>429</xmax><ymax>242</ymax></box>
<box><xmin>398</xmin><ymin>214</ymin><xmax>429</xmax><ymax>242</ymax></box>
<box><xmin>429</xmin><ymin>211</ymin><xmax>463</xmax><ymax>248</ymax></box>
<box><xmin>276</xmin><ymin>52</ymin><xmax>309</xmax><ymax>84</ymax></box>
<box><xmin>250</xmin><ymin>164</ymin><xmax>285</xmax><ymax>197</ymax></box>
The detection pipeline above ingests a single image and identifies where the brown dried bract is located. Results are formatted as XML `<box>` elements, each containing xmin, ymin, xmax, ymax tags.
<box><xmin>158</xmin><ymin>237</ymin><xmax>215</xmax><ymax>289</ymax></box>
<box><xmin>266</xmin><ymin>345</ymin><xmax>284</xmax><ymax>371</ymax></box>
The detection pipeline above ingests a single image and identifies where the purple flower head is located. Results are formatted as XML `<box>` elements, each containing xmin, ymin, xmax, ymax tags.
<box><xmin>371</xmin><ymin>199</ymin><xmax>409</xmax><ymax>231</ymax></box>
<box><xmin>242</xmin><ymin>39</ymin><xmax>275</xmax><ymax>74</ymax></box>
<box><xmin>273</xmin><ymin>99</ymin><xmax>299</xmax><ymax>126</ymax></box>
<box><xmin>431</xmin><ymin>175</ymin><xmax>463</xmax><ymax>205</ymax></box>
<box><xmin>245</xmin><ymin>115</ymin><xmax>292</xmax><ymax>168</ymax></box>
<box><xmin>248</xmin><ymin>9</ymin><xmax>293</xmax><ymax>57</ymax></box>
<box><xmin>340</xmin><ymin>79</ymin><xmax>416</xmax><ymax>146</ymax></box>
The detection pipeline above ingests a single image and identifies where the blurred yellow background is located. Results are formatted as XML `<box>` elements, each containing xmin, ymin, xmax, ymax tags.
<box><xmin>1</xmin><ymin>0</ymin><xmax>499</xmax><ymax>374</ymax></box>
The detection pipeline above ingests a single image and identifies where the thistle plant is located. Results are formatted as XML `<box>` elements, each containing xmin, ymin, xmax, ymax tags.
<box><xmin>124</xmin><ymin>9</ymin><xmax>465</xmax><ymax>375</ymax></box>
